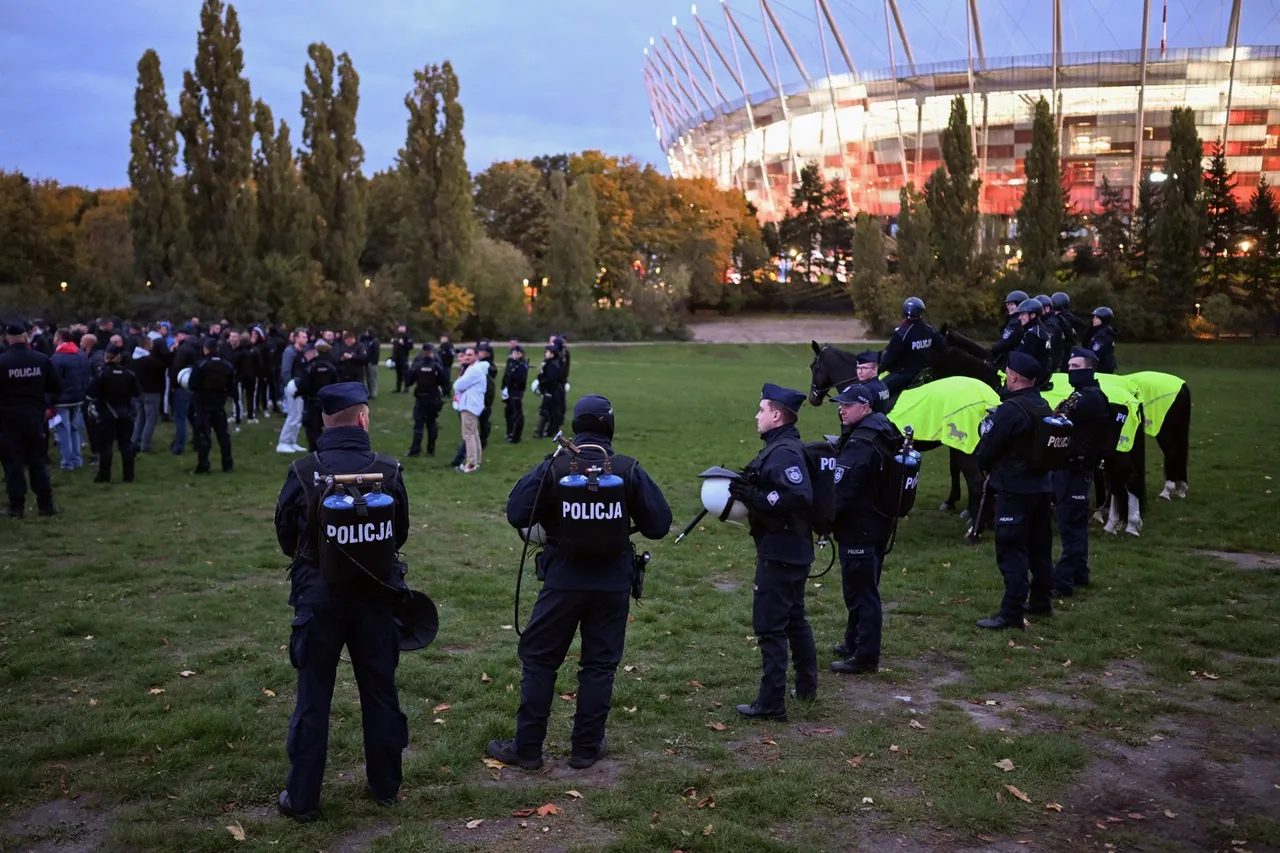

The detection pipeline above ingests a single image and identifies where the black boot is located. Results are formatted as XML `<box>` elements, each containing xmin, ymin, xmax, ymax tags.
<box><xmin>735</xmin><ymin>702</ymin><xmax>787</xmax><ymax>721</ymax></box>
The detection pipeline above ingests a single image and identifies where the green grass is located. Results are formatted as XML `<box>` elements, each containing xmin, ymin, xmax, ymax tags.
<box><xmin>1</xmin><ymin>341</ymin><xmax>1278</xmax><ymax>852</ymax></box>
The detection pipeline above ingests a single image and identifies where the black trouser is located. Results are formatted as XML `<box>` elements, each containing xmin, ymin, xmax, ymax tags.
<box><xmin>537</xmin><ymin>391</ymin><xmax>565</xmax><ymax>437</ymax></box>
<box><xmin>993</xmin><ymin>492</ymin><xmax>1054</xmax><ymax>621</ymax></box>
<box><xmin>409</xmin><ymin>397</ymin><xmax>441</xmax><ymax>455</ymax></box>
<box><xmin>256</xmin><ymin>373</ymin><xmax>270</xmax><ymax>415</ymax></box>
<box><xmin>82</xmin><ymin>400</ymin><xmax>100</xmax><ymax>456</ymax></box>
<box><xmin>881</xmin><ymin>370</ymin><xmax>919</xmax><ymax>396</ymax></box>
<box><xmin>0</xmin><ymin>412</ymin><xmax>54</xmax><ymax>513</ymax></box>
<box><xmin>241</xmin><ymin>377</ymin><xmax>257</xmax><ymax>421</ymax></box>
<box><xmin>516</xmin><ymin>587</ymin><xmax>629</xmax><ymax>762</ymax></box>
<box><xmin>394</xmin><ymin>362</ymin><xmax>407</xmax><ymax>392</ymax></box>
<box><xmin>480</xmin><ymin>406</ymin><xmax>493</xmax><ymax>449</ymax></box>
<box><xmin>752</xmin><ymin>557</ymin><xmax>818</xmax><ymax>708</ymax></box>
<box><xmin>95</xmin><ymin>416</ymin><xmax>136</xmax><ymax>482</ymax></box>
<box><xmin>505</xmin><ymin>396</ymin><xmax>525</xmax><ymax>442</ymax></box>
<box><xmin>838</xmin><ymin>540</ymin><xmax>886</xmax><ymax>667</ymax></box>
<box><xmin>286</xmin><ymin>596</ymin><xmax>407</xmax><ymax>812</ymax></box>
<box><xmin>304</xmin><ymin>401</ymin><xmax>322</xmax><ymax>451</ymax></box>
<box><xmin>1052</xmin><ymin>467</ymin><xmax>1092</xmax><ymax>593</ymax></box>
<box><xmin>193</xmin><ymin>399</ymin><xmax>233</xmax><ymax>472</ymax></box>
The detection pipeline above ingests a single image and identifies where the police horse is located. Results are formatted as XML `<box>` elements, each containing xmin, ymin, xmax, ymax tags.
<box><xmin>808</xmin><ymin>342</ymin><xmax>988</xmax><ymax>527</ymax></box>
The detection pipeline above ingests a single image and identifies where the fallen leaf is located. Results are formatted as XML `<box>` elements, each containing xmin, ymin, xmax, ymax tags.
<box><xmin>433</xmin><ymin>718</ymin><xmax>446</xmax><ymax>725</ymax></box>
<box><xmin>862</xmin><ymin>797</ymin><xmax>875</xmax><ymax>804</ymax></box>
<box><xmin>1044</xmin><ymin>802</ymin><xmax>1063</xmax><ymax>812</ymax></box>
<box><xmin>480</xmin><ymin>672</ymin><xmax>492</xmax><ymax>684</ymax></box>
<box><xmin>976</xmin><ymin>834</ymin><xmax>995</xmax><ymax>843</ymax></box>
<box><xmin>1203</xmin><ymin>672</ymin><xmax>1220</xmax><ymax>680</ymax></box>
<box><xmin>696</xmin><ymin>796</ymin><xmax>715</xmax><ymax>809</ymax></box>
<box><xmin>88</xmin><ymin>698</ymin><xmax>98</xmax><ymax>707</ymax></box>
<box><xmin>149</xmin><ymin>688</ymin><xmax>165</xmax><ymax>695</ymax></box>
<box><xmin>566</xmin><ymin>790</ymin><xmax>583</xmax><ymax>799</ymax></box>
<box><xmin>1004</xmin><ymin>785</ymin><xmax>1032</xmax><ymax>803</ymax></box>
<box><xmin>627</xmin><ymin>615</ymin><xmax>635</xmax><ymax>622</ymax></box>
<box><xmin>688</xmin><ymin>681</ymin><xmax>704</xmax><ymax>689</ymax></box>
<box><xmin>681</xmin><ymin>787</ymin><xmax>698</xmax><ymax>798</ymax></box>
<box><xmin>482</xmin><ymin>758</ymin><xmax>506</xmax><ymax>770</ymax></box>
<box><xmin>225</xmin><ymin>822</ymin><xmax>246</xmax><ymax>842</ymax></box>
<box><xmin>512</xmin><ymin>808</ymin><xmax>535</xmax><ymax>817</ymax></box>
<box><xmin>994</xmin><ymin>758</ymin><xmax>1016</xmax><ymax>772</ymax></box>
<box><xmin>812</xmin><ymin>727</ymin><xmax>835</xmax><ymax>734</ymax></box>
<box><xmin>909</xmin><ymin>720</ymin><xmax>926</xmax><ymax>730</ymax></box>
<box><xmin>1062</xmin><ymin>659</ymin><xmax>1073</xmax><ymax>668</ymax></box>
<box><xmin>943</xmin><ymin>561</ymin><xmax>952</xmax><ymax>567</ymax></box>
<box><xmin>625</xmin><ymin>706</ymin><xmax>637</xmax><ymax>713</ymax></box>
<box><xmin>703</xmin><ymin>824</ymin><xmax>714</xmax><ymax>837</ymax></box>
<box><xmin>707</xmin><ymin>721</ymin><xmax>729</xmax><ymax>732</ymax></box>
<box><xmin>261</xmin><ymin>688</ymin><xmax>276</xmax><ymax>698</ymax></box>
<box><xmin>1106</xmin><ymin>816</ymin><xmax>1124</xmax><ymax>823</ymax></box>
<box><xmin>847</xmin><ymin>755</ymin><xmax>865</xmax><ymax>768</ymax></box>
<box><xmin>465</xmin><ymin>818</ymin><xmax>485</xmax><ymax>829</ymax></box>
<box><xmin>536</xmin><ymin>803</ymin><xmax>559</xmax><ymax>817</ymax></box>
<box><xmin>624</xmin><ymin>665</ymin><xmax>636</xmax><ymax>672</ymax></box>
<box><xmin>559</xmin><ymin>693</ymin><xmax>576</xmax><ymax>702</ymax></box>
<box><xmin>433</xmin><ymin>703</ymin><xmax>451</xmax><ymax>713</ymax></box>
<box><xmin>179</xmin><ymin>670</ymin><xmax>196</xmax><ymax>678</ymax></box>
<box><xmin>1127</xmin><ymin>812</ymin><xmax>1146</xmax><ymax>820</ymax></box>
<box><xmin>160</xmin><ymin>636</ymin><xmax>169</xmax><ymax>646</ymax></box>
<box><xmin>1165</xmin><ymin>809</ymin><xmax>1178</xmax><ymax>818</ymax></box>
<box><xmin>500</xmin><ymin>624</ymin><xmax>514</xmax><ymax>630</ymax></box>
<box><xmin>889</xmin><ymin>745</ymin><xmax>900</xmax><ymax>752</ymax></box>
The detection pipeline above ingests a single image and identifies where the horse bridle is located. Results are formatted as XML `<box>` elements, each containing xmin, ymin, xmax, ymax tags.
<box><xmin>810</xmin><ymin>346</ymin><xmax>858</xmax><ymax>403</ymax></box>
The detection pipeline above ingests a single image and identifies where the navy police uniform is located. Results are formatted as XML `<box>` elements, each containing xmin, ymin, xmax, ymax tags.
<box><xmin>502</xmin><ymin>347</ymin><xmax>529</xmax><ymax>443</ymax></box>
<box><xmin>730</xmin><ymin>384</ymin><xmax>819</xmax><ymax>718</ymax></box>
<box><xmin>1051</xmin><ymin>349</ymin><xmax>1112</xmax><ymax>595</ymax></box>
<box><xmin>534</xmin><ymin>351</ymin><xmax>565</xmax><ymax>438</ymax></box>
<box><xmin>879</xmin><ymin>318</ymin><xmax>943</xmax><ymax>395</ymax></box>
<box><xmin>974</xmin><ymin>352</ymin><xmax>1054</xmax><ymax>628</ymax></box>
<box><xmin>1087</xmin><ymin>322</ymin><xmax>1117</xmax><ymax>373</ymax></box>
<box><xmin>495</xmin><ymin>395</ymin><xmax>671</xmax><ymax>768</ymax></box>
<box><xmin>830</xmin><ymin>385</ymin><xmax>899</xmax><ymax>674</ymax></box>
<box><xmin>437</xmin><ymin>338</ymin><xmax>455</xmax><ymax>372</ymax></box>
<box><xmin>991</xmin><ymin>315</ymin><xmax>1025</xmax><ymax>368</ymax></box>
<box><xmin>299</xmin><ymin>344</ymin><xmax>340</xmax><ymax>451</ymax></box>
<box><xmin>0</xmin><ymin>323</ymin><xmax>60</xmax><ymax>517</ymax></box>
<box><xmin>85</xmin><ymin>347</ymin><xmax>141</xmax><ymax>483</ymax></box>
<box><xmin>855</xmin><ymin>351</ymin><xmax>891</xmax><ymax>414</ymax></box>
<box><xmin>189</xmin><ymin>340</ymin><xmax>236</xmax><ymax>473</ymax></box>
<box><xmin>405</xmin><ymin>344</ymin><xmax>449</xmax><ymax>456</ymax></box>
<box><xmin>390</xmin><ymin>329</ymin><xmax>413</xmax><ymax>392</ymax></box>
<box><xmin>1014</xmin><ymin>320</ymin><xmax>1055</xmax><ymax>389</ymax></box>
<box><xmin>273</xmin><ymin>383</ymin><xmax>411</xmax><ymax>820</ymax></box>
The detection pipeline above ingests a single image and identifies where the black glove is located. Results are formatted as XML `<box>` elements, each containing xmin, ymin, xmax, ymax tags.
<box><xmin>727</xmin><ymin>476</ymin><xmax>759</xmax><ymax>507</ymax></box>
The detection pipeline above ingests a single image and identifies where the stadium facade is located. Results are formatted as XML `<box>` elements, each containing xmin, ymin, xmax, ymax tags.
<box><xmin>644</xmin><ymin>0</ymin><xmax>1275</xmax><ymax>219</ymax></box>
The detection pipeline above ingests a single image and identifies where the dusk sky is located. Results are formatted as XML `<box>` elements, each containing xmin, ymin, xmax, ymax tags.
<box><xmin>2</xmin><ymin>0</ymin><xmax>1276</xmax><ymax>189</ymax></box>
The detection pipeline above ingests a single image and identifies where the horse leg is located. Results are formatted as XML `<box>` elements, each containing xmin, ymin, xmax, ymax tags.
<box><xmin>1104</xmin><ymin>488</ymin><xmax>1121</xmax><ymax>535</ymax></box>
<box><xmin>961</xmin><ymin>454</ymin><xmax>983</xmax><ymax>522</ymax></box>
<box><xmin>1124</xmin><ymin>487</ymin><xmax>1143</xmax><ymax>537</ymax></box>
<box><xmin>941</xmin><ymin>449</ymin><xmax>961</xmax><ymax>512</ymax></box>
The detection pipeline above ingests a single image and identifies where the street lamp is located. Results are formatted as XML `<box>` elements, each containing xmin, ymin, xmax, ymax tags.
<box><xmin>364</xmin><ymin>278</ymin><xmax>371</xmax><ymax>288</ymax></box>
<box><xmin>1239</xmin><ymin>239</ymin><xmax>1253</xmax><ymax>253</ymax></box>
<box><xmin>145</xmin><ymin>280</ymin><xmax>152</xmax><ymax>288</ymax></box>
<box><xmin>60</xmin><ymin>281</ymin><xmax>67</xmax><ymax>292</ymax></box>
<box><xmin>1195</xmin><ymin>302</ymin><xmax>1201</xmax><ymax>317</ymax></box>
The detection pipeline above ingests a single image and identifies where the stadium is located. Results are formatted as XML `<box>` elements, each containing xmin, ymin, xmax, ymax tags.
<box><xmin>643</xmin><ymin>0</ymin><xmax>1279</xmax><ymax>219</ymax></box>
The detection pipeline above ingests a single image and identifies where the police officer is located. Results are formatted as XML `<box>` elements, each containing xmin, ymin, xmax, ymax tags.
<box><xmin>552</xmin><ymin>334</ymin><xmax>571</xmax><ymax>382</ymax></box>
<box><xmin>533</xmin><ymin>345</ymin><xmax>565</xmax><ymax>439</ymax></box>
<box><xmin>405</xmin><ymin>343</ymin><xmax>448</xmax><ymax>457</ymax></box>
<box><xmin>829</xmin><ymin>383</ymin><xmax>901</xmax><ymax>674</ymax></box>
<box><xmin>1049</xmin><ymin>292</ymin><xmax>1086</xmax><ymax>371</ymax></box>
<box><xmin>85</xmin><ymin>344</ymin><xmax>141</xmax><ymax>483</ymax></box>
<box><xmin>299</xmin><ymin>340</ymin><xmax>340</xmax><ymax>452</ymax></box>
<box><xmin>853</xmin><ymin>351</ymin><xmax>891</xmax><ymax>414</ymax></box>
<box><xmin>274</xmin><ymin>382</ymin><xmax>411</xmax><ymax>821</ymax></box>
<box><xmin>1051</xmin><ymin>348</ymin><xmax>1111</xmax><ymax>597</ymax></box>
<box><xmin>390</xmin><ymin>324</ymin><xmax>413</xmax><ymax>393</ymax></box>
<box><xmin>1013</xmin><ymin>298</ymin><xmax>1054</xmax><ymax>388</ymax></box>
<box><xmin>168</xmin><ymin>324</ymin><xmax>203</xmax><ymax>454</ymax></box>
<box><xmin>502</xmin><ymin>344</ymin><xmax>529</xmax><ymax>443</ymax></box>
<box><xmin>479</xmin><ymin>343</ymin><xmax>498</xmax><ymax>448</ymax></box>
<box><xmin>991</xmin><ymin>289</ymin><xmax>1029</xmax><ymax>369</ymax></box>
<box><xmin>490</xmin><ymin>395</ymin><xmax>671</xmax><ymax>770</ymax></box>
<box><xmin>0</xmin><ymin>320</ymin><xmax>60</xmax><ymax>518</ymax></box>
<box><xmin>437</xmin><ymin>333</ymin><xmax>455</xmax><ymax>373</ymax></box>
<box><xmin>729</xmin><ymin>384</ymin><xmax>819</xmax><ymax>719</ymax></box>
<box><xmin>974</xmin><ymin>351</ymin><xmax>1054</xmax><ymax>630</ymax></box>
<box><xmin>1086</xmin><ymin>307</ymin><xmax>1118</xmax><ymax>373</ymax></box>
<box><xmin>189</xmin><ymin>337</ymin><xmax>236</xmax><ymax>474</ymax></box>
<box><xmin>879</xmin><ymin>297</ymin><xmax>944</xmax><ymax>396</ymax></box>
<box><xmin>336</xmin><ymin>330</ymin><xmax>367</xmax><ymax>384</ymax></box>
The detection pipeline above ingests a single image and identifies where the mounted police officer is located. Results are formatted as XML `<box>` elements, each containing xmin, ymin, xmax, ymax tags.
<box><xmin>405</xmin><ymin>342</ymin><xmax>449</xmax><ymax>457</ymax></box>
<box><xmin>974</xmin><ymin>351</ymin><xmax>1055</xmax><ymax>630</ymax></box>
<box><xmin>299</xmin><ymin>340</ymin><xmax>339</xmax><ymax>452</ymax></box>
<box><xmin>1035</xmin><ymin>294</ymin><xmax>1066</xmax><ymax>375</ymax></box>
<box><xmin>0</xmin><ymin>320</ymin><xmax>60</xmax><ymax>518</ymax></box>
<box><xmin>729</xmin><ymin>384</ymin><xmax>819</xmax><ymax>720</ymax></box>
<box><xmin>829</xmin><ymin>383</ymin><xmax>902</xmax><ymax>675</ymax></box>
<box><xmin>1051</xmin><ymin>348</ymin><xmax>1111</xmax><ymax>597</ymax></box>
<box><xmin>1013</xmin><ymin>298</ymin><xmax>1054</xmax><ymax>388</ymax></box>
<box><xmin>274</xmin><ymin>382</ymin><xmax>411</xmax><ymax>821</ymax></box>
<box><xmin>490</xmin><ymin>395</ymin><xmax>671</xmax><ymax>770</ymax></box>
<box><xmin>85</xmin><ymin>343</ymin><xmax>141</xmax><ymax>483</ymax></box>
<box><xmin>853</xmin><ymin>351</ymin><xmax>892</xmax><ymax>414</ymax></box>
<box><xmin>991</xmin><ymin>290</ymin><xmax>1028</xmax><ymax>369</ymax></box>
<box><xmin>502</xmin><ymin>344</ymin><xmax>529</xmax><ymax>443</ymax></box>
<box><xmin>1049</xmin><ymin>292</ymin><xmax>1086</xmax><ymax>371</ymax></box>
<box><xmin>390</xmin><ymin>324</ymin><xmax>413</xmax><ymax>393</ymax></box>
<box><xmin>1086</xmin><ymin>307</ymin><xmax>1118</xmax><ymax>373</ymax></box>
<box><xmin>879</xmin><ymin>297</ymin><xmax>944</xmax><ymax>396</ymax></box>
<box><xmin>189</xmin><ymin>337</ymin><xmax>236</xmax><ymax>474</ymax></box>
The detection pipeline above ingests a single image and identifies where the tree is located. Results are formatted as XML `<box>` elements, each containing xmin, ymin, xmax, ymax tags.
<box><xmin>175</xmin><ymin>0</ymin><xmax>257</xmax><ymax>311</ymax></box>
<box><xmin>1245</xmin><ymin>177</ymin><xmax>1279</xmax><ymax>321</ymax></box>
<box><xmin>821</xmin><ymin>179</ymin><xmax>854</xmax><ymax>257</ymax></box>
<box><xmin>300</xmin><ymin>43</ymin><xmax>366</xmax><ymax>291</ymax></box>
<box><xmin>467</xmin><ymin>234</ymin><xmax>532</xmax><ymax>335</ymax></box>
<box><xmin>925</xmin><ymin>96</ymin><xmax>981</xmax><ymax>282</ymax></box>
<box><xmin>128</xmin><ymin>49</ymin><xmax>190</xmax><ymax>294</ymax></box>
<box><xmin>1151</xmin><ymin>106</ymin><xmax>1204</xmax><ymax>335</ymax></box>
<box><xmin>473</xmin><ymin>160</ymin><xmax>551</xmax><ymax>275</ymax></box>
<box><xmin>849</xmin><ymin>212</ymin><xmax>889</xmax><ymax>329</ymax></box>
<box><xmin>1202</xmin><ymin>143</ymin><xmax>1240</xmax><ymax>295</ymax></box>
<box><xmin>779</xmin><ymin>164</ymin><xmax>827</xmax><ymax>285</ymax></box>
<box><xmin>895</xmin><ymin>183</ymin><xmax>933</xmax><ymax>288</ymax></box>
<box><xmin>74</xmin><ymin>194</ymin><xmax>135</xmax><ymax>317</ymax></box>
<box><xmin>1131</xmin><ymin>171</ymin><xmax>1162</xmax><ymax>276</ymax></box>
<box><xmin>1016</xmin><ymin>97</ymin><xmax>1063</xmax><ymax>290</ymax></box>
<box><xmin>1093</xmin><ymin>176</ymin><xmax>1130</xmax><ymax>276</ymax></box>
<box><xmin>543</xmin><ymin>171</ymin><xmax>598</xmax><ymax>317</ymax></box>
<box><xmin>425</xmin><ymin>280</ymin><xmax>474</xmax><ymax>333</ymax></box>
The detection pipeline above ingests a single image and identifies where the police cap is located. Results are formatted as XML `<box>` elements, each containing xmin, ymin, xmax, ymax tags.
<box><xmin>832</xmin><ymin>383</ymin><xmax>873</xmax><ymax>406</ymax></box>
<box><xmin>202</xmin><ymin>336</ymin><xmax>219</xmax><ymax>350</ymax></box>
<box><xmin>5</xmin><ymin>320</ymin><xmax>28</xmax><ymax>336</ymax></box>
<box><xmin>105</xmin><ymin>343</ymin><xmax>124</xmax><ymax>357</ymax></box>
<box><xmin>1006</xmin><ymin>351</ymin><xmax>1041</xmax><ymax>380</ymax></box>
<box><xmin>572</xmin><ymin>394</ymin><xmax>615</xmax><ymax>438</ymax></box>
<box><xmin>762</xmin><ymin>382</ymin><xmax>805</xmax><ymax>415</ymax></box>
<box><xmin>511</xmin><ymin>344</ymin><xmax>523</xmax><ymax>354</ymax></box>
<box><xmin>855</xmin><ymin>349</ymin><xmax>880</xmax><ymax>365</ymax></box>
<box><xmin>421</xmin><ymin>341</ymin><xmax>435</xmax><ymax>352</ymax></box>
<box><xmin>318</xmin><ymin>381</ymin><xmax>369</xmax><ymax>415</ymax></box>
<box><xmin>181</xmin><ymin>322</ymin><xmax>197</xmax><ymax>335</ymax></box>
<box><xmin>1069</xmin><ymin>347</ymin><xmax>1098</xmax><ymax>364</ymax></box>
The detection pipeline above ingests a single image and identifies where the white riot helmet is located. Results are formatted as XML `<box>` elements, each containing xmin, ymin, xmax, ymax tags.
<box><xmin>177</xmin><ymin>367</ymin><xmax>193</xmax><ymax>390</ymax></box>
<box><xmin>698</xmin><ymin>466</ymin><xmax>749</xmax><ymax>522</ymax></box>
<box><xmin>520</xmin><ymin>523</ymin><xmax>547</xmax><ymax>545</ymax></box>
<box><xmin>384</xmin><ymin>358</ymin><xmax>395</xmax><ymax>369</ymax></box>
<box><xmin>285</xmin><ymin>378</ymin><xmax>297</xmax><ymax>397</ymax></box>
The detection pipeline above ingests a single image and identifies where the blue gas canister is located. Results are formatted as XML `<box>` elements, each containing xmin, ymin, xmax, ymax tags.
<box><xmin>319</xmin><ymin>484</ymin><xmax>397</xmax><ymax>584</ymax></box>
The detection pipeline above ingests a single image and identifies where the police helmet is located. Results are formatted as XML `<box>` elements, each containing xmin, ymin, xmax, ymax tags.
<box><xmin>902</xmin><ymin>296</ymin><xmax>926</xmax><ymax>319</ymax></box>
<box><xmin>698</xmin><ymin>466</ymin><xmax>748</xmax><ymax>522</ymax></box>
<box><xmin>1017</xmin><ymin>298</ymin><xmax>1043</xmax><ymax>317</ymax></box>
<box><xmin>1093</xmin><ymin>306</ymin><xmax>1113</xmax><ymax>322</ymax></box>
<box><xmin>177</xmin><ymin>367</ymin><xmax>193</xmax><ymax>389</ymax></box>
<box><xmin>394</xmin><ymin>589</ymin><xmax>439</xmax><ymax>651</ymax></box>
<box><xmin>1035</xmin><ymin>294</ymin><xmax>1052</xmax><ymax>309</ymax></box>
<box><xmin>1051</xmin><ymin>291</ymin><xmax>1071</xmax><ymax>310</ymax></box>
<box><xmin>1004</xmin><ymin>289</ymin><xmax>1029</xmax><ymax>305</ymax></box>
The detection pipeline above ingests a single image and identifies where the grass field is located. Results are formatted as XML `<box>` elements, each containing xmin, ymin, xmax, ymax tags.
<box><xmin>1</xmin><ymin>341</ymin><xmax>1278</xmax><ymax>853</ymax></box>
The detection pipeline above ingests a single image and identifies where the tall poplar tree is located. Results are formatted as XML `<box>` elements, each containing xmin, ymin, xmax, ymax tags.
<box><xmin>895</xmin><ymin>183</ymin><xmax>933</xmax><ymax>288</ymax></box>
<box><xmin>544</xmin><ymin>171</ymin><xmax>599</xmax><ymax>316</ymax></box>
<box><xmin>1015</xmin><ymin>97</ymin><xmax>1062</xmax><ymax>289</ymax></box>
<box><xmin>1151</xmin><ymin>106</ymin><xmax>1203</xmax><ymax>334</ymax></box>
<box><xmin>925</xmin><ymin>95</ymin><xmax>980</xmax><ymax>282</ymax></box>
<box><xmin>128</xmin><ymin>48</ymin><xmax>190</xmax><ymax>291</ymax></box>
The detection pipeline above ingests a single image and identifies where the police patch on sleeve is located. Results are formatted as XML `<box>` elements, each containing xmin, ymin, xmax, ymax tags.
<box><xmin>785</xmin><ymin>465</ymin><xmax>803</xmax><ymax>484</ymax></box>
<box><xmin>1092</xmin><ymin>341</ymin><xmax>1101</xmax><ymax>351</ymax></box>
<box><xmin>833</xmin><ymin>466</ymin><xmax>846</xmax><ymax>484</ymax></box>
<box><xmin>979</xmin><ymin>415</ymin><xmax>994</xmax><ymax>437</ymax></box>
<box><xmin>766</xmin><ymin>490</ymin><xmax>780</xmax><ymax>506</ymax></box>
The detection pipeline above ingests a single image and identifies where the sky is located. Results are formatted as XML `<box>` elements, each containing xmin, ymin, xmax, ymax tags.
<box><xmin>1</xmin><ymin>0</ymin><xmax>1276</xmax><ymax>189</ymax></box>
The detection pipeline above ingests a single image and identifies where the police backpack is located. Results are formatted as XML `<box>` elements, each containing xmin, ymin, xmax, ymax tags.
<box><xmin>551</xmin><ymin>444</ymin><xmax>635</xmax><ymax>558</ymax></box>
<box><xmin>292</xmin><ymin>455</ymin><xmax>403</xmax><ymax>586</ymax></box>
<box><xmin>802</xmin><ymin>439</ymin><xmax>839</xmax><ymax>537</ymax></box>
<box><xmin>1009</xmin><ymin>396</ymin><xmax>1073</xmax><ymax>473</ymax></box>
<box><xmin>845</xmin><ymin>426</ymin><xmax>922</xmax><ymax>519</ymax></box>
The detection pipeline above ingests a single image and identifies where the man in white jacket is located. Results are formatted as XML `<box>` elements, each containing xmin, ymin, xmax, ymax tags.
<box><xmin>453</xmin><ymin>347</ymin><xmax>487</xmax><ymax>472</ymax></box>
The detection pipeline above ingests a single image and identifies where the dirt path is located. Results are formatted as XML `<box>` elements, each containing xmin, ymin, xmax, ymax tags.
<box><xmin>690</xmin><ymin>316</ymin><xmax>872</xmax><ymax>344</ymax></box>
